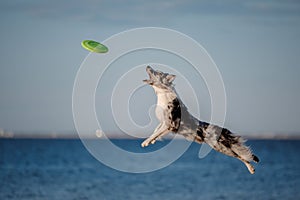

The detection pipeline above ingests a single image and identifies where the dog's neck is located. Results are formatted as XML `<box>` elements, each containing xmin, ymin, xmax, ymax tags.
<box><xmin>152</xmin><ymin>85</ymin><xmax>177</xmax><ymax>105</ymax></box>
<box><xmin>152</xmin><ymin>84</ymin><xmax>175</xmax><ymax>94</ymax></box>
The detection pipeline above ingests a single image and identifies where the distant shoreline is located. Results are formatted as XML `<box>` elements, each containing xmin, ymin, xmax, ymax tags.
<box><xmin>1</xmin><ymin>134</ymin><xmax>300</xmax><ymax>140</ymax></box>
<box><xmin>1</xmin><ymin>129</ymin><xmax>300</xmax><ymax>140</ymax></box>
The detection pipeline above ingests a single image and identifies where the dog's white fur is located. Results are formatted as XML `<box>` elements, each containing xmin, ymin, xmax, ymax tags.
<box><xmin>141</xmin><ymin>66</ymin><xmax>259</xmax><ymax>174</ymax></box>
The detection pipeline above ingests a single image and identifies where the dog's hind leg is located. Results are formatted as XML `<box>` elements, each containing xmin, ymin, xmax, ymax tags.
<box><xmin>237</xmin><ymin>156</ymin><xmax>255</xmax><ymax>174</ymax></box>
<box><xmin>141</xmin><ymin>123</ymin><xmax>170</xmax><ymax>147</ymax></box>
<box><xmin>229</xmin><ymin>149</ymin><xmax>256</xmax><ymax>174</ymax></box>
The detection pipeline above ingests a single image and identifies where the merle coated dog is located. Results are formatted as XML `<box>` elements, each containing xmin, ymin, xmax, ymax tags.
<box><xmin>141</xmin><ymin>66</ymin><xmax>259</xmax><ymax>174</ymax></box>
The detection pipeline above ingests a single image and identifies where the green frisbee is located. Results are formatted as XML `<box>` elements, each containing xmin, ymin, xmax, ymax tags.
<box><xmin>81</xmin><ymin>40</ymin><xmax>108</xmax><ymax>53</ymax></box>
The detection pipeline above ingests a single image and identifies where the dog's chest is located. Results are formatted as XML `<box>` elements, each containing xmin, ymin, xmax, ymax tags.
<box><xmin>156</xmin><ymin>92</ymin><xmax>175</xmax><ymax>107</ymax></box>
<box><xmin>155</xmin><ymin>92</ymin><xmax>181</xmax><ymax>131</ymax></box>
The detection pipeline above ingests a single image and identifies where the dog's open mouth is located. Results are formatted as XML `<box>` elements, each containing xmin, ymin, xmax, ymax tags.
<box><xmin>143</xmin><ymin>79</ymin><xmax>153</xmax><ymax>85</ymax></box>
<box><xmin>143</xmin><ymin>66</ymin><xmax>155</xmax><ymax>84</ymax></box>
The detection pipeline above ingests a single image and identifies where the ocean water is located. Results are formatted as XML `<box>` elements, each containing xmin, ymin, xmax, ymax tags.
<box><xmin>0</xmin><ymin>139</ymin><xmax>299</xmax><ymax>200</ymax></box>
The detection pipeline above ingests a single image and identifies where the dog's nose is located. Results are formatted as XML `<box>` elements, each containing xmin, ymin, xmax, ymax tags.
<box><xmin>146</xmin><ymin>66</ymin><xmax>153</xmax><ymax>72</ymax></box>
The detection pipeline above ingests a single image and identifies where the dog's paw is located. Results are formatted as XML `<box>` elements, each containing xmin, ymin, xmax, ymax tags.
<box><xmin>245</xmin><ymin>162</ymin><xmax>255</xmax><ymax>174</ymax></box>
<box><xmin>141</xmin><ymin>140</ymin><xmax>149</xmax><ymax>147</ymax></box>
<box><xmin>141</xmin><ymin>138</ymin><xmax>156</xmax><ymax>147</ymax></box>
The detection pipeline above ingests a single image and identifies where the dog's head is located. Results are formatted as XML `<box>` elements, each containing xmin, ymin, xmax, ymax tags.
<box><xmin>143</xmin><ymin>66</ymin><xmax>176</xmax><ymax>90</ymax></box>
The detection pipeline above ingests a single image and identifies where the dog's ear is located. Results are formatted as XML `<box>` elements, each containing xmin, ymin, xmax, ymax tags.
<box><xmin>166</xmin><ymin>74</ymin><xmax>176</xmax><ymax>83</ymax></box>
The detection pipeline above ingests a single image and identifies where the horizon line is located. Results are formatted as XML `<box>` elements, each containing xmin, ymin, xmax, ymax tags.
<box><xmin>1</xmin><ymin>133</ymin><xmax>300</xmax><ymax>140</ymax></box>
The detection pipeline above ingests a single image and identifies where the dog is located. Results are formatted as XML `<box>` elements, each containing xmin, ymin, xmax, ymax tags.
<box><xmin>141</xmin><ymin>66</ymin><xmax>259</xmax><ymax>174</ymax></box>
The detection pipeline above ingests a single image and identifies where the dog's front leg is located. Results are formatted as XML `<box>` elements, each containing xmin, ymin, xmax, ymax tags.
<box><xmin>141</xmin><ymin>123</ymin><xmax>169</xmax><ymax>147</ymax></box>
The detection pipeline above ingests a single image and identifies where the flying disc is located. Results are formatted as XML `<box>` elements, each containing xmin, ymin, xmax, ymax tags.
<box><xmin>81</xmin><ymin>40</ymin><xmax>108</xmax><ymax>53</ymax></box>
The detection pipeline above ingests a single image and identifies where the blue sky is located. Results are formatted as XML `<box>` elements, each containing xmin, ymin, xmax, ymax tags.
<box><xmin>0</xmin><ymin>0</ymin><xmax>299</xmax><ymax>135</ymax></box>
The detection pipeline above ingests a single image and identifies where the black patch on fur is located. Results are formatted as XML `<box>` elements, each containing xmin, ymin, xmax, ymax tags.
<box><xmin>196</xmin><ymin>128</ymin><xmax>204</xmax><ymax>140</ymax></box>
<box><xmin>218</xmin><ymin>128</ymin><xmax>238</xmax><ymax>148</ymax></box>
<box><xmin>199</xmin><ymin>121</ymin><xmax>209</xmax><ymax>129</ymax></box>
<box><xmin>169</xmin><ymin>98</ymin><xmax>181</xmax><ymax>132</ymax></box>
<box><xmin>197</xmin><ymin>121</ymin><xmax>209</xmax><ymax>140</ymax></box>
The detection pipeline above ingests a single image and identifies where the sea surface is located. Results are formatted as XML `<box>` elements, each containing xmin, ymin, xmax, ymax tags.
<box><xmin>0</xmin><ymin>139</ymin><xmax>299</xmax><ymax>200</ymax></box>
